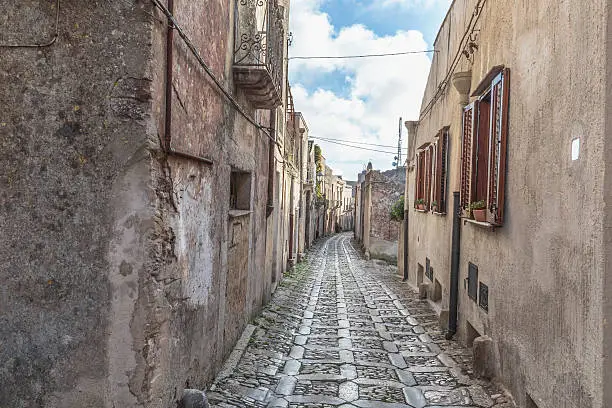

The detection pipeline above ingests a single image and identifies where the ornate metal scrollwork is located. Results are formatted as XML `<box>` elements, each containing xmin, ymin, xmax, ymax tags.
<box><xmin>234</xmin><ymin>0</ymin><xmax>285</xmax><ymax>92</ymax></box>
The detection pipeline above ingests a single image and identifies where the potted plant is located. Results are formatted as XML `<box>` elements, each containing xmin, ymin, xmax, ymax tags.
<box><xmin>471</xmin><ymin>200</ymin><xmax>487</xmax><ymax>222</ymax></box>
<box><xmin>415</xmin><ymin>199</ymin><xmax>426</xmax><ymax>210</ymax></box>
<box><xmin>431</xmin><ymin>201</ymin><xmax>438</xmax><ymax>212</ymax></box>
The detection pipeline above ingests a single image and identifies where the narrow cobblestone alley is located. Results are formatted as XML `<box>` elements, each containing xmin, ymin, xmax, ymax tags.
<box><xmin>208</xmin><ymin>234</ymin><xmax>515</xmax><ymax>408</ymax></box>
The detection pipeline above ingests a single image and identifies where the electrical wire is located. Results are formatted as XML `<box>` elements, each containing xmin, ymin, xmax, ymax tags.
<box><xmin>311</xmin><ymin>136</ymin><xmax>401</xmax><ymax>149</ymax></box>
<box><xmin>310</xmin><ymin>138</ymin><xmax>397</xmax><ymax>155</ymax></box>
<box><xmin>289</xmin><ymin>49</ymin><xmax>437</xmax><ymax>60</ymax></box>
<box><xmin>150</xmin><ymin>0</ymin><xmax>279</xmax><ymax>146</ymax></box>
<box><xmin>0</xmin><ymin>0</ymin><xmax>60</xmax><ymax>48</ymax></box>
<box><xmin>419</xmin><ymin>0</ymin><xmax>488</xmax><ymax>120</ymax></box>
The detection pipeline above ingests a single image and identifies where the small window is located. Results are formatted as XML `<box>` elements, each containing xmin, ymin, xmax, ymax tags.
<box><xmin>230</xmin><ymin>171</ymin><xmax>252</xmax><ymax>210</ymax></box>
<box><xmin>479</xmin><ymin>282</ymin><xmax>489</xmax><ymax>312</ymax></box>
<box><xmin>468</xmin><ymin>262</ymin><xmax>478</xmax><ymax>301</ymax></box>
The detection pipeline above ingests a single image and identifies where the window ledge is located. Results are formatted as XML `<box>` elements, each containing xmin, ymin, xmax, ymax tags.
<box><xmin>432</xmin><ymin>211</ymin><xmax>447</xmax><ymax>216</ymax></box>
<box><xmin>415</xmin><ymin>209</ymin><xmax>429</xmax><ymax>213</ymax></box>
<box><xmin>229</xmin><ymin>210</ymin><xmax>252</xmax><ymax>218</ymax></box>
<box><xmin>463</xmin><ymin>218</ymin><xmax>495</xmax><ymax>229</ymax></box>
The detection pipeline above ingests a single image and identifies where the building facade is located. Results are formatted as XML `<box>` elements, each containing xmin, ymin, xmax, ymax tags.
<box><xmin>0</xmin><ymin>1</ymin><xmax>306</xmax><ymax>406</ymax></box>
<box><xmin>339</xmin><ymin>181</ymin><xmax>356</xmax><ymax>231</ymax></box>
<box><xmin>355</xmin><ymin>166</ymin><xmax>405</xmax><ymax>264</ymax></box>
<box><xmin>400</xmin><ymin>1</ymin><xmax>612</xmax><ymax>407</ymax></box>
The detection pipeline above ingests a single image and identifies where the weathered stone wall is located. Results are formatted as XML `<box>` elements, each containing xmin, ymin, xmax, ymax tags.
<box><xmin>0</xmin><ymin>2</ymin><xmax>154</xmax><ymax>407</ymax></box>
<box><xmin>147</xmin><ymin>0</ymin><xmax>277</xmax><ymax>402</ymax></box>
<box><xmin>0</xmin><ymin>0</ymin><xmax>288</xmax><ymax>406</ymax></box>
<box><xmin>407</xmin><ymin>0</ymin><xmax>608</xmax><ymax>406</ymax></box>
<box><xmin>362</xmin><ymin>169</ymin><xmax>405</xmax><ymax>263</ymax></box>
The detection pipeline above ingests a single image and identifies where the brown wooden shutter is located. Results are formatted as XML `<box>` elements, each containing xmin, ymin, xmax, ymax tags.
<box><xmin>438</xmin><ymin>128</ymin><xmax>449</xmax><ymax>213</ymax></box>
<box><xmin>425</xmin><ymin>145</ymin><xmax>433</xmax><ymax>211</ymax></box>
<box><xmin>460</xmin><ymin>102</ymin><xmax>478</xmax><ymax>215</ymax></box>
<box><xmin>486</xmin><ymin>69</ymin><xmax>510</xmax><ymax>225</ymax></box>
<box><xmin>432</xmin><ymin>139</ymin><xmax>440</xmax><ymax>211</ymax></box>
<box><xmin>414</xmin><ymin>151</ymin><xmax>421</xmax><ymax>207</ymax></box>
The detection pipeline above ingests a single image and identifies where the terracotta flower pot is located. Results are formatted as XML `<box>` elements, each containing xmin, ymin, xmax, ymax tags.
<box><xmin>417</xmin><ymin>204</ymin><xmax>425</xmax><ymax>210</ymax></box>
<box><xmin>473</xmin><ymin>209</ymin><xmax>487</xmax><ymax>222</ymax></box>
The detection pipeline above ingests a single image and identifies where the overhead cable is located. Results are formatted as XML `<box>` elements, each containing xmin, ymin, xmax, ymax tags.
<box><xmin>312</xmin><ymin>136</ymin><xmax>401</xmax><ymax>149</ymax></box>
<box><xmin>289</xmin><ymin>49</ymin><xmax>437</xmax><ymax>60</ymax></box>
<box><xmin>419</xmin><ymin>0</ymin><xmax>488</xmax><ymax>120</ymax></box>
<box><xmin>150</xmin><ymin>0</ymin><xmax>278</xmax><ymax>146</ymax></box>
<box><xmin>310</xmin><ymin>138</ymin><xmax>396</xmax><ymax>155</ymax></box>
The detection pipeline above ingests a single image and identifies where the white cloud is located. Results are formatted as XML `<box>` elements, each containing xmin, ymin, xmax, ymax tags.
<box><xmin>375</xmin><ymin>0</ymin><xmax>452</xmax><ymax>10</ymax></box>
<box><xmin>288</xmin><ymin>0</ymin><xmax>434</xmax><ymax>179</ymax></box>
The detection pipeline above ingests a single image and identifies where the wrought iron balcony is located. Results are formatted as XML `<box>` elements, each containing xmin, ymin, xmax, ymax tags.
<box><xmin>233</xmin><ymin>0</ymin><xmax>285</xmax><ymax>109</ymax></box>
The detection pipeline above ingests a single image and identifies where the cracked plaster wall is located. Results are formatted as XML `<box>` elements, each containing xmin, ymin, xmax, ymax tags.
<box><xmin>1</xmin><ymin>0</ymin><xmax>280</xmax><ymax>407</ymax></box>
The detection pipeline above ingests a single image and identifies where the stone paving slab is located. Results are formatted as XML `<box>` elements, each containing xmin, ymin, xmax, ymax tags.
<box><xmin>208</xmin><ymin>234</ymin><xmax>514</xmax><ymax>408</ymax></box>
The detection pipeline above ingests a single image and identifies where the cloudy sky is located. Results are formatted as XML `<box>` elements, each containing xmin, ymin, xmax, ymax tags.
<box><xmin>288</xmin><ymin>0</ymin><xmax>452</xmax><ymax>180</ymax></box>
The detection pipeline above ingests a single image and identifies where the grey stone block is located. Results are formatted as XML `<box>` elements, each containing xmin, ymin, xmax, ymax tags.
<box><xmin>438</xmin><ymin>310</ymin><xmax>449</xmax><ymax>330</ymax></box>
<box><xmin>180</xmin><ymin>389</ymin><xmax>209</xmax><ymax>408</ymax></box>
<box><xmin>418</xmin><ymin>283</ymin><xmax>430</xmax><ymax>299</ymax></box>
<box><xmin>473</xmin><ymin>335</ymin><xmax>495</xmax><ymax>380</ymax></box>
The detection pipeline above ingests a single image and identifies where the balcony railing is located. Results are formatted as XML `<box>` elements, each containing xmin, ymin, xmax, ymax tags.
<box><xmin>233</xmin><ymin>0</ymin><xmax>284</xmax><ymax>109</ymax></box>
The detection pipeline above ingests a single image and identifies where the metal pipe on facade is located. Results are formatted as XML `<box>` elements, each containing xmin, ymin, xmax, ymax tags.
<box><xmin>403</xmin><ymin>208</ymin><xmax>409</xmax><ymax>281</ymax></box>
<box><xmin>267</xmin><ymin>110</ymin><xmax>276</xmax><ymax>217</ymax></box>
<box><xmin>447</xmin><ymin>191</ymin><xmax>461</xmax><ymax>339</ymax></box>
<box><xmin>164</xmin><ymin>0</ymin><xmax>174</xmax><ymax>153</ymax></box>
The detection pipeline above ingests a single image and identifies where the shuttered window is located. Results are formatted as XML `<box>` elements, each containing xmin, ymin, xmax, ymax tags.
<box><xmin>424</xmin><ymin>145</ymin><xmax>434</xmax><ymax>211</ymax></box>
<box><xmin>432</xmin><ymin>127</ymin><xmax>449</xmax><ymax>214</ymax></box>
<box><xmin>414</xmin><ymin>150</ymin><xmax>423</xmax><ymax>209</ymax></box>
<box><xmin>460</xmin><ymin>103</ymin><xmax>476</xmax><ymax>215</ymax></box>
<box><xmin>460</xmin><ymin>67</ymin><xmax>510</xmax><ymax>226</ymax></box>
<box><xmin>414</xmin><ymin>146</ymin><xmax>432</xmax><ymax>211</ymax></box>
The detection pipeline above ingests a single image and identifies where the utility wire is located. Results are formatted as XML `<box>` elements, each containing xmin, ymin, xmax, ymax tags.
<box><xmin>289</xmin><ymin>50</ymin><xmax>436</xmax><ymax>60</ymax></box>
<box><xmin>312</xmin><ymin>136</ymin><xmax>402</xmax><ymax>149</ymax></box>
<box><xmin>150</xmin><ymin>0</ymin><xmax>278</xmax><ymax>146</ymax></box>
<box><xmin>419</xmin><ymin>0</ymin><xmax>488</xmax><ymax>119</ymax></box>
<box><xmin>311</xmin><ymin>138</ymin><xmax>397</xmax><ymax>155</ymax></box>
<box><xmin>0</xmin><ymin>0</ymin><xmax>60</xmax><ymax>48</ymax></box>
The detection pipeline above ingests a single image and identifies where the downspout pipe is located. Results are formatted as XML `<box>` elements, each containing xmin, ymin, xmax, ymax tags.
<box><xmin>164</xmin><ymin>0</ymin><xmax>174</xmax><ymax>153</ymax></box>
<box><xmin>446</xmin><ymin>191</ymin><xmax>461</xmax><ymax>339</ymax></box>
<box><xmin>403</xmin><ymin>208</ymin><xmax>409</xmax><ymax>281</ymax></box>
<box><xmin>267</xmin><ymin>110</ymin><xmax>276</xmax><ymax>217</ymax></box>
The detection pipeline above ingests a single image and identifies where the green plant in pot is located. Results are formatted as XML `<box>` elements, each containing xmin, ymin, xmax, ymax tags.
<box><xmin>470</xmin><ymin>200</ymin><xmax>487</xmax><ymax>222</ymax></box>
<box><xmin>431</xmin><ymin>201</ymin><xmax>438</xmax><ymax>212</ymax></box>
<box><xmin>415</xmin><ymin>199</ymin><xmax>426</xmax><ymax>210</ymax></box>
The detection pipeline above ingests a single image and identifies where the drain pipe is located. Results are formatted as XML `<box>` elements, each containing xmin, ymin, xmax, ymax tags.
<box><xmin>164</xmin><ymin>0</ymin><xmax>174</xmax><ymax>153</ymax></box>
<box><xmin>446</xmin><ymin>191</ymin><xmax>461</xmax><ymax>339</ymax></box>
<box><xmin>402</xmin><ymin>208</ymin><xmax>409</xmax><ymax>281</ymax></box>
<box><xmin>267</xmin><ymin>110</ymin><xmax>276</xmax><ymax>217</ymax></box>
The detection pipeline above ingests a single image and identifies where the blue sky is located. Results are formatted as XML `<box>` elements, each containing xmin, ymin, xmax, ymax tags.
<box><xmin>288</xmin><ymin>0</ymin><xmax>452</xmax><ymax>179</ymax></box>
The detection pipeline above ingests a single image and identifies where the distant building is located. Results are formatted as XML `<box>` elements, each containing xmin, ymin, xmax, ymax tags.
<box><xmin>355</xmin><ymin>167</ymin><xmax>406</xmax><ymax>264</ymax></box>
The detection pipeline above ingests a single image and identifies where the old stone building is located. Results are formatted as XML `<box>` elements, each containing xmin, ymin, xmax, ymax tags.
<box><xmin>355</xmin><ymin>166</ymin><xmax>406</xmax><ymax>264</ymax></box>
<box><xmin>0</xmin><ymin>0</ymin><xmax>299</xmax><ymax>406</ymax></box>
<box><xmin>339</xmin><ymin>181</ymin><xmax>356</xmax><ymax>231</ymax></box>
<box><xmin>399</xmin><ymin>1</ymin><xmax>612</xmax><ymax>407</ymax></box>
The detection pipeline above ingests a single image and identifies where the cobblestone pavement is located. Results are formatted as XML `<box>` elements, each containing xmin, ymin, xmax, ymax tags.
<box><xmin>208</xmin><ymin>233</ymin><xmax>515</xmax><ymax>408</ymax></box>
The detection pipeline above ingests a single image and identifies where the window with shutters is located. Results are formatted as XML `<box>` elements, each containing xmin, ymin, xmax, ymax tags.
<box><xmin>460</xmin><ymin>67</ymin><xmax>510</xmax><ymax>226</ymax></box>
<box><xmin>414</xmin><ymin>144</ymin><xmax>434</xmax><ymax>211</ymax></box>
<box><xmin>432</xmin><ymin>127</ymin><xmax>449</xmax><ymax>214</ymax></box>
